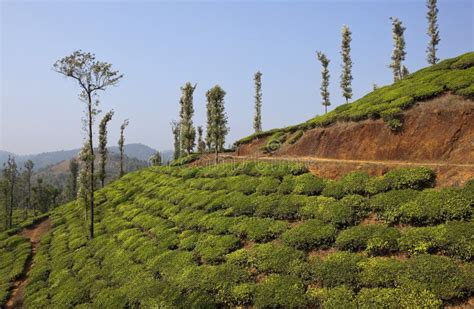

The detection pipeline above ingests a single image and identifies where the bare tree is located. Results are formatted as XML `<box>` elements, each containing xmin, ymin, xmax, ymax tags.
<box><xmin>53</xmin><ymin>50</ymin><xmax>123</xmax><ymax>239</ymax></box>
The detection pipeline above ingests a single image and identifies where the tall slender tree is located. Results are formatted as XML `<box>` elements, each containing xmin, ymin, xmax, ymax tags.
<box><xmin>118</xmin><ymin>119</ymin><xmax>129</xmax><ymax>178</ymax></box>
<box><xmin>171</xmin><ymin>120</ymin><xmax>181</xmax><ymax>160</ymax></box>
<box><xmin>316</xmin><ymin>51</ymin><xmax>331</xmax><ymax>114</ymax></box>
<box><xmin>24</xmin><ymin>160</ymin><xmax>34</xmax><ymax>216</ymax></box>
<box><xmin>149</xmin><ymin>152</ymin><xmax>162</xmax><ymax>166</ymax></box>
<box><xmin>206</xmin><ymin>85</ymin><xmax>229</xmax><ymax>164</ymax></box>
<box><xmin>426</xmin><ymin>0</ymin><xmax>440</xmax><ymax>65</ymax></box>
<box><xmin>179</xmin><ymin>83</ymin><xmax>197</xmax><ymax>156</ymax></box>
<box><xmin>197</xmin><ymin>126</ymin><xmax>206</xmax><ymax>153</ymax></box>
<box><xmin>389</xmin><ymin>17</ymin><xmax>407</xmax><ymax>82</ymax></box>
<box><xmin>3</xmin><ymin>156</ymin><xmax>18</xmax><ymax>229</ymax></box>
<box><xmin>54</xmin><ymin>50</ymin><xmax>122</xmax><ymax>239</ymax></box>
<box><xmin>68</xmin><ymin>158</ymin><xmax>79</xmax><ymax>200</ymax></box>
<box><xmin>340</xmin><ymin>25</ymin><xmax>353</xmax><ymax>104</ymax></box>
<box><xmin>98</xmin><ymin>110</ymin><xmax>114</xmax><ymax>188</ymax></box>
<box><xmin>253</xmin><ymin>71</ymin><xmax>263</xmax><ymax>133</ymax></box>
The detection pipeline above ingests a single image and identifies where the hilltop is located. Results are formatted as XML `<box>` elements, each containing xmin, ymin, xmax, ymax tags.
<box><xmin>232</xmin><ymin>53</ymin><xmax>474</xmax><ymax>186</ymax></box>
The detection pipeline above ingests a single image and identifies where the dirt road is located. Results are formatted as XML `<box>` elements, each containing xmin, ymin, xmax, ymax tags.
<box><xmin>6</xmin><ymin>218</ymin><xmax>51</xmax><ymax>309</ymax></box>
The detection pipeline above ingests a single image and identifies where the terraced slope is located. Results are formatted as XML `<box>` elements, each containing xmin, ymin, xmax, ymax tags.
<box><xmin>19</xmin><ymin>162</ymin><xmax>474</xmax><ymax>308</ymax></box>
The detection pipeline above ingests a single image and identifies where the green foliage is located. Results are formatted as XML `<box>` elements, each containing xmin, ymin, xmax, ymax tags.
<box><xmin>170</xmin><ymin>153</ymin><xmax>200</xmax><ymax>166</ymax></box>
<box><xmin>254</xmin><ymin>275</ymin><xmax>307</xmax><ymax>308</ymax></box>
<box><xmin>336</xmin><ymin>225</ymin><xmax>400</xmax><ymax>255</ymax></box>
<box><xmin>255</xmin><ymin>177</ymin><xmax>280</xmax><ymax>195</ymax></box>
<box><xmin>311</xmin><ymin>252</ymin><xmax>364</xmax><ymax>288</ymax></box>
<box><xmin>384</xmin><ymin>167</ymin><xmax>436</xmax><ymax>190</ymax></box>
<box><xmin>282</xmin><ymin>220</ymin><xmax>336</xmax><ymax>250</ymax></box>
<box><xmin>293</xmin><ymin>173</ymin><xmax>326</xmax><ymax>195</ymax></box>
<box><xmin>15</xmin><ymin>162</ymin><xmax>474</xmax><ymax>307</ymax></box>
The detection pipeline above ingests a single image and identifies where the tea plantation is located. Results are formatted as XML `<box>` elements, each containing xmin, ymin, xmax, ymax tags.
<box><xmin>3</xmin><ymin>162</ymin><xmax>472</xmax><ymax>308</ymax></box>
<box><xmin>236</xmin><ymin>52</ymin><xmax>474</xmax><ymax>146</ymax></box>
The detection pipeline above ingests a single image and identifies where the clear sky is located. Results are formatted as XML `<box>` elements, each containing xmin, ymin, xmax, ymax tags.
<box><xmin>1</xmin><ymin>0</ymin><xmax>473</xmax><ymax>155</ymax></box>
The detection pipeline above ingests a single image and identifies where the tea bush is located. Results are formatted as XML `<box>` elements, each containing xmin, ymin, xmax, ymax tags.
<box><xmin>254</xmin><ymin>274</ymin><xmax>307</xmax><ymax>308</ymax></box>
<box><xmin>293</xmin><ymin>173</ymin><xmax>326</xmax><ymax>195</ymax></box>
<box><xmin>282</xmin><ymin>220</ymin><xmax>337</xmax><ymax>250</ymax></box>
<box><xmin>335</xmin><ymin>225</ymin><xmax>400</xmax><ymax>255</ymax></box>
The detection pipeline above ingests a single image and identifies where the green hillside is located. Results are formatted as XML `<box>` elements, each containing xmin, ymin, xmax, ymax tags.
<box><xmin>236</xmin><ymin>52</ymin><xmax>474</xmax><ymax>146</ymax></box>
<box><xmin>3</xmin><ymin>162</ymin><xmax>471</xmax><ymax>308</ymax></box>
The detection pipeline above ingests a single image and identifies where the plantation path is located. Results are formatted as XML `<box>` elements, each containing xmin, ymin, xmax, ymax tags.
<box><xmin>205</xmin><ymin>154</ymin><xmax>474</xmax><ymax>187</ymax></box>
<box><xmin>220</xmin><ymin>154</ymin><xmax>474</xmax><ymax>168</ymax></box>
<box><xmin>6</xmin><ymin>218</ymin><xmax>51</xmax><ymax>309</ymax></box>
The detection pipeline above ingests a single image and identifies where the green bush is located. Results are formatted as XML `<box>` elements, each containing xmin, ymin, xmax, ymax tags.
<box><xmin>254</xmin><ymin>275</ymin><xmax>307</xmax><ymax>308</ymax></box>
<box><xmin>293</xmin><ymin>174</ymin><xmax>326</xmax><ymax>195</ymax></box>
<box><xmin>399</xmin><ymin>254</ymin><xmax>468</xmax><ymax>301</ymax></box>
<box><xmin>277</xmin><ymin>175</ymin><xmax>296</xmax><ymax>194</ymax></box>
<box><xmin>299</xmin><ymin>196</ymin><xmax>337</xmax><ymax>219</ymax></box>
<box><xmin>359</xmin><ymin>257</ymin><xmax>404</xmax><ymax>288</ymax></box>
<box><xmin>399</xmin><ymin>189</ymin><xmax>471</xmax><ymax>225</ymax></box>
<box><xmin>247</xmin><ymin>243</ymin><xmax>305</xmax><ymax>275</ymax></box>
<box><xmin>228</xmin><ymin>217</ymin><xmax>287</xmax><ymax>242</ymax></box>
<box><xmin>311</xmin><ymin>252</ymin><xmax>364</xmax><ymax>288</ymax></box>
<box><xmin>321</xmin><ymin>180</ymin><xmax>346</xmax><ymax>199</ymax></box>
<box><xmin>170</xmin><ymin>153</ymin><xmax>200</xmax><ymax>166</ymax></box>
<box><xmin>255</xmin><ymin>177</ymin><xmax>280</xmax><ymax>195</ymax></box>
<box><xmin>194</xmin><ymin>234</ymin><xmax>241</xmax><ymax>264</ymax></box>
<box><xmin>340</xmin><ymin>171</ymin><xmax>371</xmax><ymax>195</ymax></box>
<box><xmin>307</xmin><ymin>286</ymin><xmax>357</xmax><ymax>308</ymax></box>
<box><xmin>335</xmin><ymin>225</ymin><xmax>400</xmax><ymax>255</ymax></box>
<box><xmin>282</xmin><ymin>220</ymin><xmax>336</xmax><ymax>250</ymax></box>
<box><xmin>369</xmin><ymin>189</ymin><xmax>420</xmax><ymax>223</ymax></box>
<box><xmin>319</xmin><ymin>195</ymin><xmax>369</xmax><ymax>227</ymax></box>
<box><xmin>384</xmin><ymin>167</ymin><xmax>436</xmax><ymax>190</ymax></box>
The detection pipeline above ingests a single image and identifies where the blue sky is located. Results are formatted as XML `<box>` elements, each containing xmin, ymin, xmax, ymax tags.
<box><xmin>1</xmin><ymin>0</ymin><xmax>473</xmax><ymax>154</ymax></box>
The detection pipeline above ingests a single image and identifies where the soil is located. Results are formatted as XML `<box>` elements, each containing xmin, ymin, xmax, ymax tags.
<box><xmin>5</xmin><ymin>218</ymin><xmax>51</xmax><ymax>309</ymax></box>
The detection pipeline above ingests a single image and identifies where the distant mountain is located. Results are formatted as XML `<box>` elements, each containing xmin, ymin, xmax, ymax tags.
<box><xmin>34</xmin><ymin>152</ymin><xmax>149</xmax><ymax>188</ymax></box>
<box><xmin>0</xmin><ymin>143</ymin><xmax>161</xmax><ymax>170</ymax></box>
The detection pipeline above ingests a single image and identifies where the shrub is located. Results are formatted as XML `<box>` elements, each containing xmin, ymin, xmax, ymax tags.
<box><xmin>369</xmin><ymin>189</ymin><xmax>420</xmax><ymax>224</ymax></box>
<box><xmin>311</xmin><ymin>252</ymin><xmax>364</xmax><ymax>288</ymax></box>
<box><xmin>230</xmin><ymin>283</ymin><xmax>255</xmax><ymax>306</ymax></box>
<box><xmin>365</xmin><ymin>176</ymin><xmax>391</xmax><ymax>195</ymax></box>
<box><xmin>299</xmin><ymin>196</ymin><xmax>337</xmax><ymax>219</ymax></box>
<box><xmin>277</xmin><ymin>175</ymin><xmax>296</xmax><ymax>194</ymax></box>
<box><xmin>255</xmin><ymin>177</ymin><xmax>280</xmax><ymax>195</ymax></box>
<box><xmin>254</xmin><ymin>275</ymin><xmax>307</xmax><ymax>308</ymax></box>
<box><xmin>293</xmin><ymin>174</ymin><xmax>326</xmax><ymax>195</ymax></box>
<box><xmin>307</xmin><ymin>286</ymin><xmax>357</xmax><ymax>309</ymax></box>
<box><xmin>359</xmin><ymin>257</ymin><xmax>404</xmax><ymax>288</ymax></box>
<box><xmin>287</xmin><ymin>130</ymin><xmax>304</xmax><ymax>144</ymax></box>
<box><xmin>399</xmin><ymin>189</ymin><xmax>471</xmax><ymax>225</ymax></box>
<box><xmin>384</xmin><ymin>167</ymin><xmax>436</xmax><ymax>190</ymax></box>
<box><xmin>247</xmin><ymin>243</ymin><xmax>305</xmax><ymax>275</ymax></box>
<box><xmin>335</xmin><ymin>225</ymin><xmax>400</xmax><ymax>255</ymax></box>
<box><xmin>282</xmin><ymin>220</ymin><xmax>336</xmax><ymax>251</ymax></box>
<box><xmin>399</xmin><ymin>254</ymin><xmax>467</xmax><ymax>301</ymax></box>
<box><xmin>228</xmin><ymin>217</ymin><xmax>287</xmax><ymax>242</ymax></box>
<box><xmin>170</xmin><ymin>154</ymin><xmax>200</xmax><ymax>166</ymax></box>
<box><xmin>320</xmin><ymin>195</ymin><xmax>369</xmax><ymax>227</ymax></box>
<box><xmin>194</xmin><ymin>235</ymin><xmax>241</xmax><ymax>264</ymax></box>
<box><xmin>340</xmin><ymin>171</ymin><xmax>371</xmax><ymax>195</ymax></box>
<box><xmin>321</xmin><ymin>180</ymin><xmax>346</xmax><ymax>199</ymax></box>
<box><xmin>356</xmin><ymin>288</ymin><xmax>401</xmax><ymax>308</ymax></box>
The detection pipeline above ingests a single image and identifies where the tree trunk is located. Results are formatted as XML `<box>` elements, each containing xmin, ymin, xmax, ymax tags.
<box><xmin>9</xmin><ymin>182</ymin><xmax>14</xmax><ymax>229</ymax></box>
<box><xmin>214</xmin><ymin>147</ymin><xmax>218</xmax><ymax>165</ymax></box>
<box><xmin>88</xmin><ymin>93</ymin><xmax>95</xmax><ymax>239</ymax></box>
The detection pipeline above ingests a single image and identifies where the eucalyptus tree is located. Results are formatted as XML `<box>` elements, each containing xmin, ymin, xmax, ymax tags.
<box><xmin>23</xmin><ymin>160</ymin><xmax>34</xmax><ymax>215</ymax></box>
<box><xmin>68</xmin><ymin>158</ymin><xmax>79</xmax><ymax>200</ymax></box>
<box><xmin>389</xmin><ymin>17</ymin><xmax>407</xmax><ymax>81</ymax></box>
<box><xmin>3</xmin><ymin>156</ymin><xmax>18</xmax><ymax>229</ymax></box>
<box><xmin>426</xmin><ymin>0</ymin><xmax>440</xmax><ymax>65</ymax></box>
<box><xmin>171</xmin><ymin>120</ymin><xmax>181</xmax><ymax>160</ymax></box>
<box><xmin>197</xmin><ymin>126</ymin><xmax>206</xmax><ymax>153</ymax></box>
<box><xmin>340</xmin><ymin>25</ymin><xmax>353</xmax><ymax>104</ymax></box>
<box><xmin>179</xmin><ymin>82</ymin><xmax>197</xmax><ymax>155</ymax></box>
<box><xmin>253</xmin><ymin>71</ymin><xmax>263</xmax><ymax>133</ymax></box>
<box><xmin>149</xmin><ymin>152</ymin><xmax>162</xmax><ymax>166</ymax></box>
<box><xmin>54</xmin><ymin>50</ymin><xmax>122</xmax><ymax>239</ymax></box>
<box><xmin>316</xmin><ymin>51</ymin><xmax>331</xmax><ymax>114</ymax></box>
<box><xmin>98</xmin><ymin>110</ymin><xmax>114</xmax><ymax>187</ymax></box>
<box><xmin>206</xmin><ymin>85</ymin><xmax>229</xmax><ymax>164</ymax></box>
<box><xmin>118</xmin><ymin>119</ymin><xmax>129</xmax><ymax>178</ymax></box>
